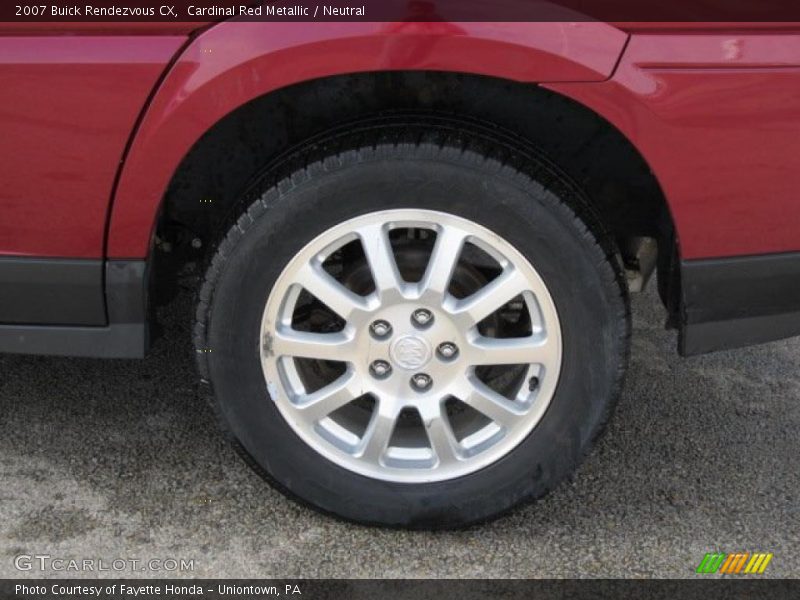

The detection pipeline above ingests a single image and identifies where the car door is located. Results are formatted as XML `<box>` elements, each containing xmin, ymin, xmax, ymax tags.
<box><xmin>0</xmin><ymin>23</ymin><xmax>193</xmax><ymax>325</ymax></box>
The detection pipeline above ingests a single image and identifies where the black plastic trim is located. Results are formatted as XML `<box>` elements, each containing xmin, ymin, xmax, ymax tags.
<box><xmin>680</xmin><ymin>252</ymin><xmax>800</xmax><ymax>355</ymax></box>
<box><xmin>0</xmin><ymin>323</ymin><xmax>146</xmax><ymax>358</ymax></box>
<box><xmin>0</xmin><ymin>257</ymin><xmax>105</xmax><ymax>325</ymax></box>
<box><xmin>0</xmin><ymin>259</ymin><xmax>148</xmax><ymax>358</ymax></box>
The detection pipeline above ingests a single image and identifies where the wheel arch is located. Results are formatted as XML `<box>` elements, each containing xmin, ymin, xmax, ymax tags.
<box><xmin>106</xmin><ymin>20</ymin><xmax>629</xmax><ymax>258</ymax></box>
<box><xmin>108</xmin><ymin>22</ymin><xmax>679</xmax><ymax>323</ymax></box>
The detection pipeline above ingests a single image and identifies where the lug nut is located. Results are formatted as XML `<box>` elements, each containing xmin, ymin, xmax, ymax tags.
<box><xmin>411</xmin><ymin>308</ymin><xmax>434</xmax><ymax>328</ymax></box>
<box><xmin>410</xmin><ymin>373</ymin><xmax>433</xmax><ymax>392</ymax></box>
<box><xmin>437</xmin><ymin>342</ymin><xmax>459</xmax><ymax>360</ymax></box>
<box><xmin>370</xmin><ymin>360</ymin><xmax>392</xmax><ymax>379</ymax></box>
<box><xmin>370</xmin><ymin>320</ymin><xmax>393</xmax><ymax>339</ymax></box>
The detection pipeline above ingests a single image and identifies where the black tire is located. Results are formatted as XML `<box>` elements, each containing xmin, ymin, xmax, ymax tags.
<box><xmin>195</xmin><ymin>129</ymin><xmax>630</xmax><ymax>529</ymax></box>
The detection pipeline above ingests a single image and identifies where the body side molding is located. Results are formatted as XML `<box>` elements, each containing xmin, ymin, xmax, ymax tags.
<box><xmin>0</xmin><ymin>259</ymin><xmax>149</xmax><ymax>358</ymax></box>
<box><xmin>681</xmin><ymin>252</ymin><xmax>800</xmax><ymax>355</ymax></box>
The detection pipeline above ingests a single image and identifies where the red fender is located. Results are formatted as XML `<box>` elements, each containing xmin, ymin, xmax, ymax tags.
<box><xmin>106</xmin><ymin>21</ymin><xmax>627</xmax><ymax>257</ymax></box>
<box><xmin>546</xmin><ymin>32</ymin><xmax>800</xmax><ymax>259</ymax></box>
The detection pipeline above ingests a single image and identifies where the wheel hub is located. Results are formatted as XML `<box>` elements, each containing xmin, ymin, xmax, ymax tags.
<box><xmin>390</xmin><ymin>335</ymin><xmax>432</xmax><ymax>371</ymax></box>
<box><xmin>363</xmin><ymin>301</ymin><xmax>464</xmax><ymax>405</ymax></box>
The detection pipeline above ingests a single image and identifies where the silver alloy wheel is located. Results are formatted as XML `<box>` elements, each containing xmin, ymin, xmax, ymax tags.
<box><xmin>260</xmin><ymin>209</ymin><xmax>562</xmax><ymax>483</ymax></box>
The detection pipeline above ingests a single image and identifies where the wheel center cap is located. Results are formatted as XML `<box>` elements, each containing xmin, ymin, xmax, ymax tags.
<box><xmin>390</xmin><ymin>335</ymin><xmax>432</xmax><ymax>370</ymax></box>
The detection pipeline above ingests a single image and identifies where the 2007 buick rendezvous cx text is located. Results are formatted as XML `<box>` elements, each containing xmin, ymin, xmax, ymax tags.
<box><xmin>16</xmin><ymin>5</ymin><xmax>164</xmax><ymax>16</ymax></box>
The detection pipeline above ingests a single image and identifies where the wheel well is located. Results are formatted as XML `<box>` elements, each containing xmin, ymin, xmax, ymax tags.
<box><xmin>153</xmin><ymin>71</ymin><xmax>677</xmax><ymax>312</ymax></box>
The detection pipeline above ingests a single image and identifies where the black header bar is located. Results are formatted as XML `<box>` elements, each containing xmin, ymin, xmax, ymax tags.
<box><xmin>4</xmin><ymin>0</ymin><xmax>800</xmax><ymax>23</ymax></box>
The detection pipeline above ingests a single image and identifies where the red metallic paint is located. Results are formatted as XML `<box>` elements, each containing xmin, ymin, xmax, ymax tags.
<box><xmin>0</xmin><ymin>35</ymin><xmax>186</xmax><ymax>257</ymax></box>
<box><xmin>2</xmin><ymin>22</ymin><xmax>800</xmax><ymax>263</ymax></box>
<box><xmin>546</xmin><ymin>33</ymin><xmax>800</xmax><ymax>258</ymax></box>
<box><xmin>106</xmin><ymin>21</ymin><xmax>628</xmax><ymax>257</ymax></box>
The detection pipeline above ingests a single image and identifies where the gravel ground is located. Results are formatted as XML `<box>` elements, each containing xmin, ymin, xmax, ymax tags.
<box><xmin>1</xmin><ymin>283</ymin><xmax>798</xmax><ymax>579</ymax></box>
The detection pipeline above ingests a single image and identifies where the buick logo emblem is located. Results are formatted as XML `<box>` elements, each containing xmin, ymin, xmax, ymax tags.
<box><xmin>390</xmin><ymin>336</ymin><xmax>432</xmax><ymax>370</ymax></box>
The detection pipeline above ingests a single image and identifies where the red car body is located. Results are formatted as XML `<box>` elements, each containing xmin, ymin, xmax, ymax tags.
<box><xmin>1</xmin><ymin>19</ymin><xmax>799</xmax><ymax>356</ymax></box>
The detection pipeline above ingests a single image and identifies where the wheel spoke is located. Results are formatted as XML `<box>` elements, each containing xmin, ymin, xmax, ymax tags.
<box><xmin>271</xmin><ymin>329</ymin><xmax>356</xmax><ymax>362</ymax></box>
<box><xmin>448</xmin><ymin>267</ymin><xmax>528</xmax><ymax>325</ymax></box>
<box><xmin>295</xmin><ymin>370</ymin><xmax>359</xmax><ymax>421</ymax></box>
<box><xmin>420</xmin><ymin>226</ymin><xmax>467</xmax><ymax>296</ymax></box>
<box><xmin>467</xmin><ymin>335</ymin><xmax>552</xmax><ymax>366</ymax></box>
<box><xmin>296</xmin><ymin>263</ymin><xmax>371</xmax><ymax>321</ymax></box>
<box><xmin>461</xmin><ymin>378</ymin><xmax>525</xmax><ymax>427</ymax></box>
<box><xmin>419</xmin><ymin>403</ymin><xmax>461</xmax><ymax>466</ymax></box>
<box><xmin>358</xmin><ymin>400</ymin><xmax>399</xmax><ymax>463</ymax></box>
<box><xmin>359</xmin><ymin>224</ymin><xmax>403</xmax><ymax>297</ymax></box>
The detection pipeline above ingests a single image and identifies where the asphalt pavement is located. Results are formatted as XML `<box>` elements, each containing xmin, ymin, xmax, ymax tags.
<box><xmin>1</xmin><ymin>282</ymin><xmax>798</xmax><ymax>578</ymax></box>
